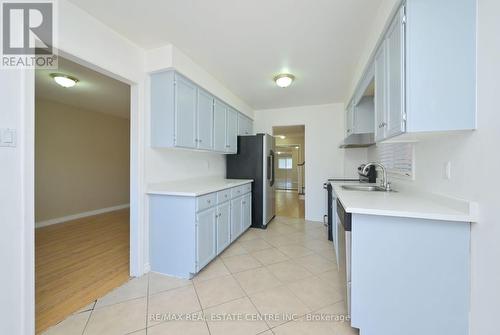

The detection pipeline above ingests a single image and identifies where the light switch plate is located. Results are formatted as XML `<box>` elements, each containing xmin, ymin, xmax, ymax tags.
<box><xmin>0</xmin><ymin>128</ymin><xmax>17</xmax><ymax>147</ymax></box>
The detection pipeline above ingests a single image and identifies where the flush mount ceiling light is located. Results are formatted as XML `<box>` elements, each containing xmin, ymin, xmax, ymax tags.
<box><xmin>50</xmin><ymin>73</ymin><xmax>79</xmax><ymax>88</ymax></box>
<box><xmin>276</xmin><ymin>135</ymin><xmax>286</xmax><ymax>139</ymax></box>
<box><xmin>274</xmin><ymin>73</ymin><xmax>295</xmax><ymax>88</ymax></box>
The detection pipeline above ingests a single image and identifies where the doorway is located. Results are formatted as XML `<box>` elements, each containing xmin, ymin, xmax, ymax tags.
<box><xmin>34</xmin><ymin>57</ymin><xmax>131</xmax><ymax>333</ymax></box>
<box><xmin>272</xmin><ymin>125</ymin><xmax>305</xmax><ymax>218</ymax></box>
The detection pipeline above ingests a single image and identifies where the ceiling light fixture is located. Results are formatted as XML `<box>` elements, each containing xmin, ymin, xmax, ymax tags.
<box><xmin>277</xmin><ymin>135</ymin><xmax>286</xmax><ymax>139</ymax></box>
<box><xmin>50</xmin><ymin>73</ymin><xmax>79</xmax><ymax>88</ymax></box>
<box><xmin>274</xmin><ymin>73</ymin><xmax>295</xmax><ymax>88</ymax></box>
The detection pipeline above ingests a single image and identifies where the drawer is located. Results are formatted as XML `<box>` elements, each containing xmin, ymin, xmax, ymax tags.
<box><xmin>217</xmin><ymin>189</ymin><xmax>231</xmax><ymax>203</ymax></box>
<box><xmin>231</xmin><ymin>185</ymin><xmax>245</xmax><ymax>198</ymax></box>
<box><xmin>242</xmin><ymin>183</ymin><xmax>252</xmax><ymax>194</ymax></box>
<box><xmin>196</xmin><ymin>193</ymin><xmax>217</xmax><ymax>212</ymax></box>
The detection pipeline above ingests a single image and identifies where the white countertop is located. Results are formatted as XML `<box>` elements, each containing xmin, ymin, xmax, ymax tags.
<box><xmin>330</xmin><ymin>181</ymin><xmax>478</xmax><ymax>222</ymax></box>
<box><xmin>147</xmin><ymin>178</ymin><xmax>253</xmax><ymax>197</ymax></box>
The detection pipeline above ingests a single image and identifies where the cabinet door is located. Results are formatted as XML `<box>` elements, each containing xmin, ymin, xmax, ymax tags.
<box><xmin>386</xmin><ymin>7</ymin><xmax>406</xmax><ymax>138</ymax></box>
<box><xmin>242</xmin><ymin>194</ymin><xmax>252</xmax><ymax>231</ymax></box>
<box><xmin>216</xmin><ymin>202</ymin><xmax>231</xmax><ymax>254</ymax></box>
<box><xmin>174</xmin><ymin>75</ymin><xmax>197</xmax><ymax>148</ymax></box>
<box><xmin>225</xmin><ymin>108</ymin><xmax>238</xmax><ymax>153</ymax></box>
<box><xmin>197</xmin><ymin>89</ymin><xmax>214</xmax><ymax>150</ymax></box>
<box><xmin>346</xmin><ymin>103</ymin><xmax>354</xmax><ymax>136</ymax></box>
<box><xmin>238</xmin><ymin>114</ymin><xmax>253</xmax><ymax>136</ymax></box>
<box><xmin>196</xmin><ymin>207</ymin><xmax>217</xmax><ymax>271</ymax></box>
<box><xmin>230</xmin><ymin>197</ymin><xmax>242</xmax><ymax>241</ymax></box>
<box><xmin>374</xmin><ymin>42</ymin><xmax>387</xmax><ymax>142</ymax></box>
<box><xmin>213</xmin><ymin>99</ymin><xmax>227</xmax><ymax>152</ymax></box>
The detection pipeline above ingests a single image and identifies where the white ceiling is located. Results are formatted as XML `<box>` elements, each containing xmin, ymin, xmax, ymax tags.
<box><xmin>67</xmin><ymin>0</ymin><xmax>382</xmax><ymax>110</ymax></box>
<box><xmin>36</xmin><ymin>57</ymin><xmax>130</xmax><ymax>118</ymax></box>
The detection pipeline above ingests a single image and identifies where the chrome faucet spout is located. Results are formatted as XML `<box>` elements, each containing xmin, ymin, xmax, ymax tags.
<box><xmin>363</xmin><ymin>162</ymin><xmax>390</xmax><ymax>191</ymax></box>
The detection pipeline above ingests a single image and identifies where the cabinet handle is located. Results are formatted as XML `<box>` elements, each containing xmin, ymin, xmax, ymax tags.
<box><xmin>199</xmin><ymin>139</ymin><xmax>202</xmax><ymax>143</ymax></box>
<box><xmin>207</xmin><ymin>200</ymin><xmax>211</xmax><ymax>204</ymax></box>
<box><xmin>242</xmin><ymin>201</ymin><xmax>246</xmax><ymax>205</ymax></box>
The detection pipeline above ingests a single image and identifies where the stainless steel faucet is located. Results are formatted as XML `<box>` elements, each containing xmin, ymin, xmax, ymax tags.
<box><xmin>363</xmin><ymin>162</ymin><xmax>391</xmax><ymax>191</ymax></box>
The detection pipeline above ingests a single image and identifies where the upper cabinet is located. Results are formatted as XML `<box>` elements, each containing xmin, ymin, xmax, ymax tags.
<box><xmin>150</xmin><ymin>70</ymin><xmax>253</xmax><ymax>153</ymax></box>
<box><xmin>238</xmin><ymin>114</ymin><xmax>253</xmax><ymax>136</ymax></box>
<box><xmin>346</xmin><ymin>0</ymin><xmax>476</xmax><ymax>144</ymax></box>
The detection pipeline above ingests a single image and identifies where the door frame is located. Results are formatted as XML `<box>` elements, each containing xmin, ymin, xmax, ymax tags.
<box><xmin>23</xmin><ymin>48</ymin><xmax>145</xmax><ymax>333</ymax></box>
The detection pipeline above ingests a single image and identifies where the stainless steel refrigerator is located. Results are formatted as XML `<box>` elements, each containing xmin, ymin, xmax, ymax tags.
<box><xmin>226</xmin><ymin>134</ymin><xmax>276</xmax><ymax>228</ymax></box>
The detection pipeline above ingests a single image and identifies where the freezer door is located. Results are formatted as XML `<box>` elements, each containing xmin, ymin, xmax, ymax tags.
<box><xmin>262</xmin><ymin>134</ymin><xmax>276</xmax><ymax>225</ymax></box>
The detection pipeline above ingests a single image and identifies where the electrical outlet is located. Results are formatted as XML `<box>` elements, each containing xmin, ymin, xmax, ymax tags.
<box><xmin>444</xmin><ymin>161</ymin><xmax>452</xmax><ymax>180</ymax></box>
<box><xmin>0</xmin><ymin>128</ymin><xmax>17</xmax><ymax>147</ymax></box>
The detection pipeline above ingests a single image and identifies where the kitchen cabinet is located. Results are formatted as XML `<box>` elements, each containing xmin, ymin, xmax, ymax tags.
<box><xmin>216</xmin><ymin>201</ymin><xmax>231</xmax><ymax>253</ymax></box>
<box><xmin>196</xmin><ymin>207</ymin><xmax>217</xmax><ymax>270</ymax></box>
<box><xmin>385</xmin><ymin>6</ymin><xmax>405</xmax><ymax>139</ymax></box>
<box><xmin>196</xmin><ymin>89</ymin><xmax>214</xmax><ymax>150</ymax></box>
<box><xmin>225</xmin><ymin>107</ymin><xmax>238</xmax><ymax>153</ymax></box>
<box><xmin>242</xmin><ymin>193</ymin><xmax>252</xmax><ymax>231</ymax></box>
<box><xmin>174</xmin><ymin>75</ymin><xmax>197</xmax><ymax>148</ymax></box>
<box><xmin>151</xmin><ymin>70</ymin><xmax>253</xmax><ymax>153</ymax></box>
<box><xmin>345</xmin><ymin>102</ymin><xmax>354</xmax><ymax>136</ymax></box>
<box><xmin>238</xmin><ymin>114</ymin><xmax>253</xmax><ymax>136</ymax></box>
<box><xmin>148</xmin><ymin>181</ymin><xmax>252</xmax><ymax>278</ymax></box>
<box><xmin>213</xmin><ymin>99</ymin><xmax>227</xmax><ymax>152</ymax></box>
<box><xmin>230</xmin><ymin>197</ymin><xmax>242</xmax><ymax>241</ymax></box>
<box><xmin>374</xmin><ymin>43</ymin><xmax>387</xmax><ymax>142</ymax></box>
<box><xmin>347</xmin><ymin>0</ymin><xmax>476</xmax><ymax>143</ymax></box>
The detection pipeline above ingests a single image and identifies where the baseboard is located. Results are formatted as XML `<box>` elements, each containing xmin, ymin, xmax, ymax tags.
<box><xmin>35</xmin><ymin>204</ymin><xmax>130</xmax><ymax>228</ymax></box>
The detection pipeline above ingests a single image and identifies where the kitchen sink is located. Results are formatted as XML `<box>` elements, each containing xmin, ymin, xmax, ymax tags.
<box><xmin>341</xmin><ymin>185</ymin><xmax>394</xmax><ymax>192</ymax></box>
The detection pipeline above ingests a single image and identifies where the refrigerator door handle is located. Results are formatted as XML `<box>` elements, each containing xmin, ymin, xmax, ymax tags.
<box><xmin>269</xmin><ymin>150</ymin><xmax>275</xmax><ymax>187</ymax></box>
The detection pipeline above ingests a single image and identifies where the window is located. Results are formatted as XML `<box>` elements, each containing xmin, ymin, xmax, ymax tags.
<box><xmin>278</xmin><ymin>157</ymin><xmax>293</xmax><ymax>170</ymax></box>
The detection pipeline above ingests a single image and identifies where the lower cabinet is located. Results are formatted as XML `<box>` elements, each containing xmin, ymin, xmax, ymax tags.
<box><xmin>196</xmin><ymin>207</ymin><xmax>217</xmax><ymax>271</ymax></box>
<box><xmin>231</xmin><ymin>197</ymin><xmax>243</xmax><ymax>241</ymax></box>
<box><xmin>216</xmin><ymin>201</ymin><xmax>231</xmax><ymax>254</ymax></box>
<box><xmin>149</xmin><ymin>182</ymin><xmax>252</xmax><ymax>278</ymax></box>
<box><xmin>242</xmin><ymin>194</ymin><xmax>252</xmax><ymax>231</ymax></box>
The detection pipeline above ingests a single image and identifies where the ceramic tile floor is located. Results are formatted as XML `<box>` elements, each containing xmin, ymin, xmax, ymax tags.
<box><xmin>42</xmin><ymin>216</ymin><xmax>359</xmax><ymax>335</ymax></box>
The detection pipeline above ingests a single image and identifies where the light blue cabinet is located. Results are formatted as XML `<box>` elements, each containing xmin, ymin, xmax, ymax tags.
<box><xmin>385</xmin><ymin>6</ymin><xmax>406</xmax><ymax>139</ymax></box>
<box><xmin>225</xmin><ymin>108</ymin><xmax>238</xmax><ymax>153</ymax></box>
<box><xmin>347</xmin><ymin>0</ymin><xmax>476</xmax><ymax>143</ymax></box>
<box><xmin>238</xmin><ymin>114</ymin><xmax>253</xmax><ymax>136</ymax></box>
<box><xmin>175</xmin><ymin>75</ymin><xmax>198</xmax><ymax>148</ymax></box>
<box><xmin>149</xmin><ymin>182</ymin><xmax>252</xmax><ymax>278</ymax></box>
<box><xmin>196</xmin><ymin>89</ymin><xmax>214</xmax><ymax>150</ymax></box>
<box><xmin>151</xmin><ymin>70</ymin><xmax>253</xmax><ymax>153</ymax></box>
<box><xmin>242</xmin><ymin>194</ymin><xmax>252</xmax><ymax>231</ymax></box>
<box><xmin>213</xmin><ymin>99</ymin><xmax>227</xmax><ymax>152</ymax></box>
<box><xmin>374</xmin><ymin>41</ymin><xmax>387</xmax><ymax>142</ymax></box>
<box><xmin>230</xmin><ymin>197</ymin><xmax>242</xmax><ymax>241</ymax></box>
<box><xmin>216</xmin><ymin>201</ymin><xmax>231</xmax><ymax>253</ymax></box>
<box><xmin>196</xmin><ymin>207</ymin><xmax>217</xmax><ymax>271</ymax></box>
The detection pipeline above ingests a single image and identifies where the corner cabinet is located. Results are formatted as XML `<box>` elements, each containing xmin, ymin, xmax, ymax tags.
<box><xmin>150</xmin><ymin>70</ymin><xmax>253</xmax><ymax>153</ymax></box>
<box><xmin>149</xmin><ymin>182</ymin><xmax>252</xmax><ymax>278</ymax></box>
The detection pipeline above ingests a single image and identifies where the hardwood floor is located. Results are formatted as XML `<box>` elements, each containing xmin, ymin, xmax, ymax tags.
<box><xmin>35</xmin><ymin>209</ymin><xmax>130</xmax><ymax>334</ymax></box>
<box><xmin>275</xmin><ymin>190</ymin><xmax>305</xmax><ymax>218</ymax></box>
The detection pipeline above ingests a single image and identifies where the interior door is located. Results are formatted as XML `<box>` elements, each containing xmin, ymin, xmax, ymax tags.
<box><xmin>196</xmin><ymin>207</ymin><xmax>217</xmax><ymax>271</ymax></box>
<box><xmin>225</xmin><ymin>108</ymin><xmax>238</xmax><ymax>153</ymax></box>
<box><xmin>216</xmin><ymin>202</ymin><xmax>231</xmax><ymax>254</ymax></box>
<box><xmin>197</xmin><ymin>89</ymin><xmax>214</xmax><ymax>150</ymax></box>
<box><xmin>174</xmin><ymin>75</ymin><xmax>197</xmax><ymax>148</ymax></box>
<box><xmin>213</xmin><ymin>99</ymin><xmax>226</xmax><ymax>152</ymax></box>
<box><xmin>386</xmin><ymin>6</ymin><xmax>406</xmax><ymax>138</ymax></box>
<box><xmin>374</xmin><ymin>42</ymin><xmax>387</xmax><ymax>142</ymax></box>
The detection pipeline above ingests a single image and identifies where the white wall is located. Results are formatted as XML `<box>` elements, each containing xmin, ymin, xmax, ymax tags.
<box><xmin>0</xmin><ymin>1</ymin><xmax>255</xmax><ymax>334</ymax></box>
<box><xmin>358</xmin><ymin>1</ymin><xmax>500</xmax><ymax>334</ymax></box>
<box><xmin>254</xmin><ymin>103</ymin><xmax>367</xmax><ymax>222</ymax></box>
